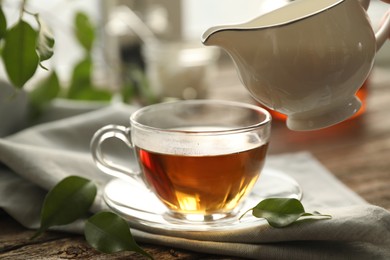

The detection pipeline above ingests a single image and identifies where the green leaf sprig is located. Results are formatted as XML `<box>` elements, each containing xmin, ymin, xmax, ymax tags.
<box><xmin>34</xmin><ymin>176</ymin><xmax>331</xmax><ymax>258</ymax></box>
<box><xmin>36</xmin><ymin>15</ymin><xmax>55</xmax><ymax>70</ymax></box>
<box><xmin>240</xmin><ymin>198</ymin><xmax>331</xmax><ymax>228</ymax></box>
<box><xmin>32</xmin><ymin>176</ymin><xmax>97</xmax><ymax>238</ymax></box>
<box><xmin>0</xmin><ymin>4</ymin><xmax>156</xmax><ymax>108</ymax></box>
<box><xmin>2</xmin><ymin>20</ymin><xmax>40</xmax><ymax>88</ymax></box>
<box><xmin>64</xmin><ymin>12</ymin><xmax>112</xmax><ymax>101</ymax></box>
<box><xmin>33</xmin><ymin>175</ymin><xmax>152</xmax><ymax>259</ymax></box>
<box><xmin>0</xmin><ymin>3</ymin><xmax>56</xmax><ymax>88</ymax></box>
<box><xmin>85</xmin><ymin>212</ymin><xmax>152</xmax><ymax>259</ymax></box>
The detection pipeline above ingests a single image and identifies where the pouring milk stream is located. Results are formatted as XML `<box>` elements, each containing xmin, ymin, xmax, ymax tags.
<box><xmin>202</xmin><ymin>0</ymin><xmax>390</xmax><ymax>130</ymax></box>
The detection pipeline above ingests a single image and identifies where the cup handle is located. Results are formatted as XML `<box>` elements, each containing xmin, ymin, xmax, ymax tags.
<box><xmin>90</xmin><ymin>124</ymin><xmax>146</xmax><ymax>187</ymax></box>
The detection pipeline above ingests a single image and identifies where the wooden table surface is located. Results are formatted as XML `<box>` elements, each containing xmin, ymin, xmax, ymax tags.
<box><xmin>1</xmin><ymin>64</ymin><xmax>389</xmax><ymax>259</ymax></box>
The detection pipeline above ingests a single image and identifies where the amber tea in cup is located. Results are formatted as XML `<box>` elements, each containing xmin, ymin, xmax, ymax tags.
<box><xmin>136</xmin><ymin>139</ymin><xmax>268</xmax><ymax>216</ymax></box>
<box><xmin>91</xmin><ymin>100</ymin><xmax>271</xmax><ymax>222</ymax></box>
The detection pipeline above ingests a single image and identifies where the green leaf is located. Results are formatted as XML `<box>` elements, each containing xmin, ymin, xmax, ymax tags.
<box><xmin>33</xmin><ymin>176</ymin><xmax>97</xmax><ymax>238</ymax></box>
<box><xmin>36</xmin><ymin>15</ymin><xmax>55</xmax><ymax>63</ymax></box>
<box><xmin>85</xmin><ymin>212</ymin><xmax>153</xmax><ymax>259</ymax></box>
<box><xmin>74</xmin><ymin>12</ymin><xmax>95</xmax><ymax>51</ymax></box>
<box><xmin>66</xmin><ymin>56</ymin><xmax>112</xmax><ymax>101</ymax></box>
<box><xmin>252</xmin><ymin>198</ymin><xmax>305</xmax><ymax>227</ymax></box>
<box><xmin>29</xmin><ymin>71</ymin><xmax>60</xmax><ymax>107</ymax></box>
<box><xmin>2</xmin><ymin>20</ymin><xmax>39</xmax><ymax>88</ymax></box>
<box><xmin>241</xmin><ymin>198</ymin><xmax>331</xmax><ymax>228</ymax></box>
<box><xmin>67</xmin><ymin>56</ymin><xmax>92</xmax><ymax>99</ymax></box>
<box><xmin>72</xmin><ymin>88</ymin><xmax>112</xmax><ymax>101</ymax></box>
<box><xmin>128</xmin><ymin>65</ymin><xmax>158</xmax><ymax>104</ymax></box>
<box><xmin>121</xmin><ymin>81</ymin><xmax>135</xmax><ymax>103</ymax></box>
<box><xmin>0</xmin><ymin>6</ymin><xmax>7</xmax><ymax>40</ymax></box>
<box><xmin>28</xmin><ymin>71</ymin><xmax>61</xmax><ymax>119</ymax></box>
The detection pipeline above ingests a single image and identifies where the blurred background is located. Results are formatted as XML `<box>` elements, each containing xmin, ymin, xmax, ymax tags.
<box><xmin>0</xmin><ymin>0</ymin><xmax>389</xmax><ymax>129</ymax></box>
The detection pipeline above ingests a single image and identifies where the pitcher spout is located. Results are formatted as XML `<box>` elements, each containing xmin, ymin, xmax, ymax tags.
<box><xmin>201</xmin><ymin>26</ymin><xmax>227</xmax><ymax>47</ymax></box>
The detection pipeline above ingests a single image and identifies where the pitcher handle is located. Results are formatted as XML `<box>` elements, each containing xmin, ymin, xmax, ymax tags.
<box><xmin>358</xmin><ymin>0</ymin><xmax>390</xmax><ymax>50</ymax></box>
<box><xmin>375</xmin><ymin>10</ymin><xmax>390</xmax><ymax>51</ymax></box>
<box><xmin>90</xmin><ymin>124</ymin><xmax>146</xmax><ymax>188</ymax></box>
<box><xmin>358</xmin><ymin>0</ymin><xmax>370</xmax><ymax>10</ymax></box>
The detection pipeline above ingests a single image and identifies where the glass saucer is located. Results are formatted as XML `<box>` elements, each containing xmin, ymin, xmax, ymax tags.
<box><xmin>103</xmin><ymin>168</ymin><xmax>303</xmax><ymax>232</ymax></box>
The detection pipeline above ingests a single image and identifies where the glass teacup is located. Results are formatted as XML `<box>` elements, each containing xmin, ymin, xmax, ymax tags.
<box><xmin>91</xmin><ymin>100</ymin><xmax>271</xmax><ymax>222</ymax></box>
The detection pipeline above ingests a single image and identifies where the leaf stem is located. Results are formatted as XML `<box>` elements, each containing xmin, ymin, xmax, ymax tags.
<box><xmin>238</xmin><ymin>208</ymin><xmax>253</xmax><ymax>221</ymax></box>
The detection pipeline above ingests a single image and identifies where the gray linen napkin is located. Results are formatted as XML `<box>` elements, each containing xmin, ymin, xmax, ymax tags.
<box><xmin>0</xmin><ymin>102</ymin><xmax>389</xmax><ymax>259</ymax></box>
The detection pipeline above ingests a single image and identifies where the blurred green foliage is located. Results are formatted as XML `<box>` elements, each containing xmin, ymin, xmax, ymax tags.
<box><xmin>0</xmin><ymin>2</ymin><xmax>156</xmax><ymax>118</ymax></box>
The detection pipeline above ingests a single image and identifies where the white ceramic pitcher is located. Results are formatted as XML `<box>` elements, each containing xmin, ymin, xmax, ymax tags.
<box><xmin>202</xmin><ymin>0</ymin><xmax>390</xmax><ymax>130</ymax></box>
